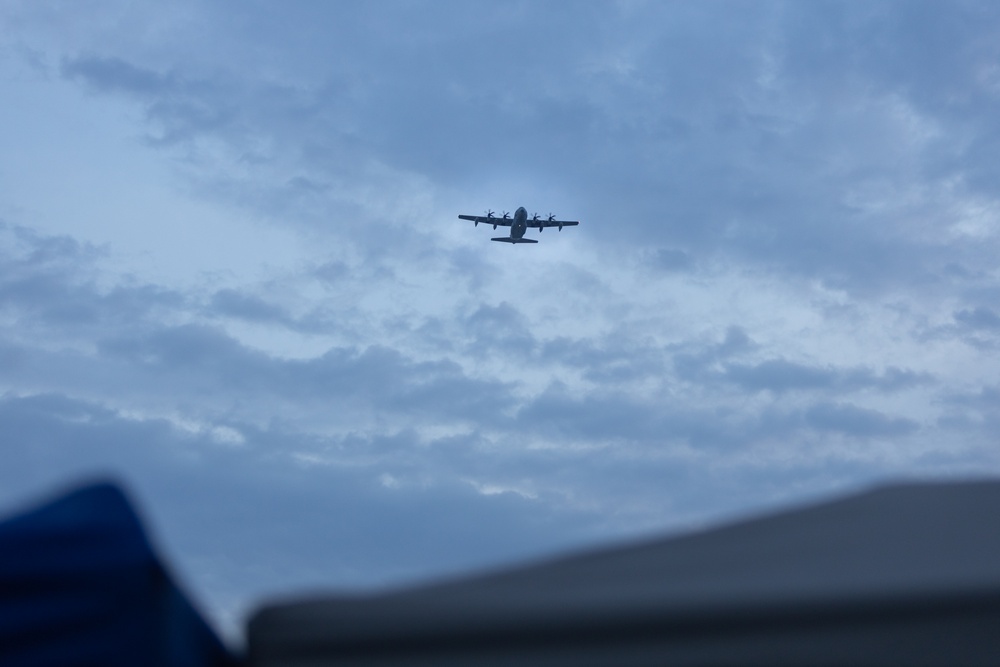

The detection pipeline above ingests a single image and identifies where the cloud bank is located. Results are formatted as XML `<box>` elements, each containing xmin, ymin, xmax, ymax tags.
<box><xmin>3</xmin><ymin>0</ymin><xmax>1000</xmax><ymax>638</ymax></box>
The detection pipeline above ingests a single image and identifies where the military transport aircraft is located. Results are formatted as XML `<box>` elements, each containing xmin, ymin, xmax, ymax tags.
<box><xmin>458</xmin><ymin>207</ymin><xmax>580</xmax><ymax>244</ymax></box>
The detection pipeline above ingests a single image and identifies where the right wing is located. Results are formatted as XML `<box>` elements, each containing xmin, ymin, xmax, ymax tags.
<box><xmin>459</xmin><ymin>214</ymin><xmax>512</xmax><ymax>227</ymax></box>
<box><xmin>527</xmin><ymin>218</ymin><xmax>579</xmax><ymax>229</ymax></box>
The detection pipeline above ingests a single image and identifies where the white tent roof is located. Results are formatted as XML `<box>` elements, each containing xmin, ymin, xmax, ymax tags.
<box><xmin>248</xmin><ymin>479</ymin><xmax>1000</xmax><ymax>666</ymax></box>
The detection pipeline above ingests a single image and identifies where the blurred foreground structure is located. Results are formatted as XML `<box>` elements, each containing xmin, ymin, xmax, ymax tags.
<box><xmin>0</xmin><ymin>482</ymin><xmax>233</xmax><ymax>667</ymax></box>
<box><xmin>3</xmin><ymin>479</ymin><xmax>1000</xmax><ymax>666</ymax></box>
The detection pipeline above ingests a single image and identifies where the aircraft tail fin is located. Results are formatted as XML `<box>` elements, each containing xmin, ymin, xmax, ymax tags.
<box><xmin>491</xmin><ymin>237</ymin><xmax>538</xmax><ymax>244</ymax></box>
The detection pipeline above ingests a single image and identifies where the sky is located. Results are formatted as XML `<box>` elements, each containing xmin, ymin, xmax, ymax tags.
<box><xmin>3</xmin><ymin>0</ymin><xmax>1000</xmax><ymax>642</ymax></box>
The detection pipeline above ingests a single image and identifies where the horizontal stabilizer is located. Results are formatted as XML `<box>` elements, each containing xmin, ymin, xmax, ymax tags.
<box><xmin>491</xmin><ymin>237</ymin><xmax>538</xmax><ymax>244</ymax></box>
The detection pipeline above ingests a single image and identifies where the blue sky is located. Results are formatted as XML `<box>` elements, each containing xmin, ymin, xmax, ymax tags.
<box><xmin>3</xmin><ymin>0</ymin><xmax>1000</xmax><ymax>639</ymax></box>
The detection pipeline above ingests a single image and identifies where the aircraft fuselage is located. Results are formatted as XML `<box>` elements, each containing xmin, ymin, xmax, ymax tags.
<box><xmin>509</xmin><ymin>207</ymin><xmax>528</xmax><ymax>240</ymax></box>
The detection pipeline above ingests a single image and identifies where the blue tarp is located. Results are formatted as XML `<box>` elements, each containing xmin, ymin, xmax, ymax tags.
<box><xmin>0</xmin><ymin>481</ymin><xmax>235</xmax><ymax>667</ymax></box>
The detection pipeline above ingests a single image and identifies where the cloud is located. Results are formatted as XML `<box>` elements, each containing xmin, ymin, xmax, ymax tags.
<box><xmin>725</xmin><ymin>359</ymin><xmax>837</xmax><ymax>392</ymax></box>
<box><xmin>209</xmin><ymin>289</ymin><xmax>290</xmax><ymax>324</ymax></box>
<box><xmin>5</xmin><ymin>0</ymin><xmax>1000</xmax><ymax>640</ymax></box>
<box><xmin>0</xmin><ymin>222</ymin><xmax>184</xmax><ymax>330</ymax></box>
<box><xmin>44</xmin><ymin>4</ymin><xmax>1000</xmax><ymax>297</ymax></box>
<box><xmin>954</xmin><ymin>306</ymin><xmax>1000</xmax><ymax>332</ymax></box>
<box><xmin>61</xmin><ymin>53</ymin><xmax>245</xmax><ymax>146</ymax></box>
<box><xmin>649</xmin><ymin>248</ymin><xmax>696</xmax><ymax>273</ymax></box>
<box><xmin>0</xmin><ymin>391</ymin><xmax>607</xmax><ymax>636</ymax></box>
<box><xmin>464</xmin><ymin>302</ymin><xmax>536</xmax><ymax>352</ymax></box>
<box><xmin>62</xmin><ymin>54</ymin><xmax>172</xmax><ymax>96</ymax></box>
<box><xmin>803</xmin><ymin>402</ymin><xmax>919</xmax><ymax>438</ymax></box>
<box><xmin>937</xmin><ymin>384</ymin><xmax>1000</xmax><ymax>440</ymax></box>
<box><xmin>95</xmin><ymin>323</ymin><xmax>518</xmax><ymax>427</ymax></box>
<box><xmin>722</xmin><ymin>359</ymin><xmax>934</xmax><ymax>394</ymax></box>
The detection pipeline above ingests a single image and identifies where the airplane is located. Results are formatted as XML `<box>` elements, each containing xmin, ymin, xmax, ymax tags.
<box><xmin>458</xmin><ymin>207</ymin><xmax>580</xmax><ymax>244</ymax></box>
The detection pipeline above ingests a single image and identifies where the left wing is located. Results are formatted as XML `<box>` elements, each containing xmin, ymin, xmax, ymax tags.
<box><xmin>459</xmin><ymin>214</ymin><xmax>512</xmax><ymax>227</ymax></box>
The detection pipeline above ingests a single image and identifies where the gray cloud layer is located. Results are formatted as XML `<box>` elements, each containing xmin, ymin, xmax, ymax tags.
<box><xmin>3</xmin><ymin>0</ymin><xmax>1000</xmax><ymax>640</ymax></box>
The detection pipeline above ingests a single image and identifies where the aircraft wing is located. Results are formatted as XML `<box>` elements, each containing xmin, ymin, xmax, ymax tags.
<box><xmin>459</xmin><ymin>214</ymin><xmax>512</xmax><ymax>227</ymax></box>
<box><xmin>527</xmin><ymin>218</ymin><xmax>579</xmax><ymax>229</ymax></box>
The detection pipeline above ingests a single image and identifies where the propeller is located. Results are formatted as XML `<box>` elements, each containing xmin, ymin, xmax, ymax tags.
<box><xmin>532</xmin><ymin>212</ymin><xmax>540</xmax><ymax>221</ymax></box>
<box><xmin>547</xmin><ymin>213</ymin><xmax>556</xmax><ymax>222</ymax></box>
<box><xmin>502</xmin><ymin>211</ymin><xmax>510</xmax><ymax>219</ymax></box>
<box><xmin>485</xmin><ymin>209</ymin><xmax>495</xmax><ymax>218</ymax></box>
